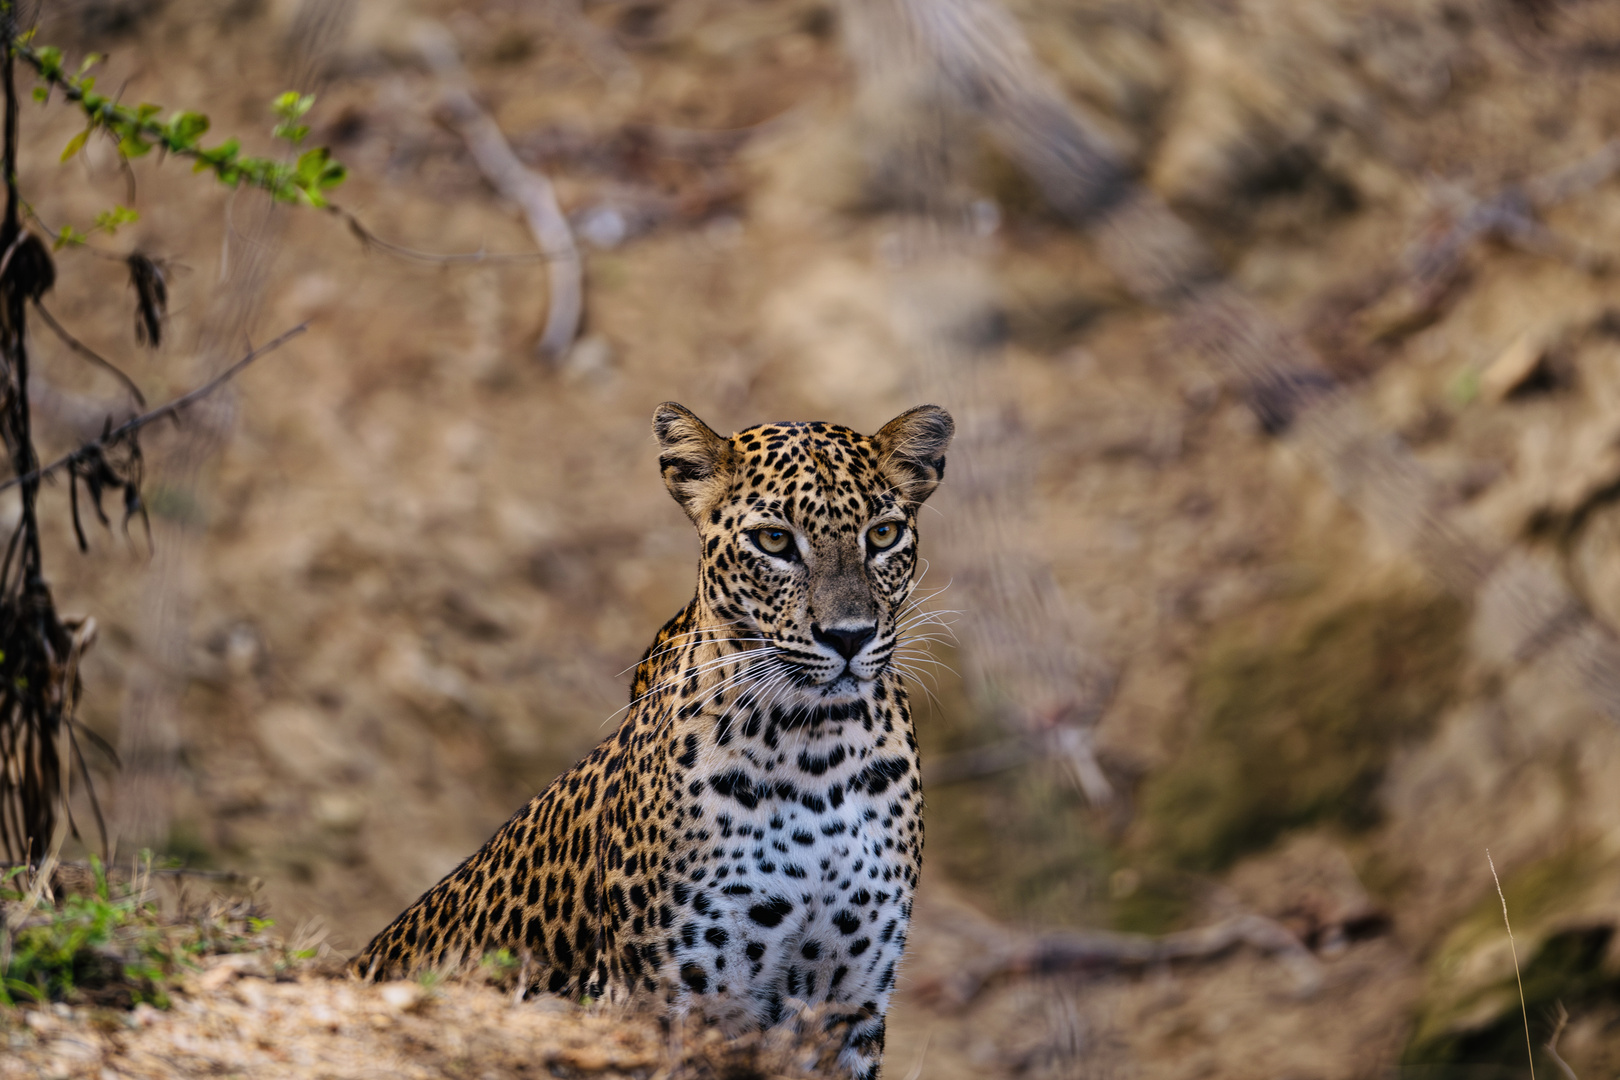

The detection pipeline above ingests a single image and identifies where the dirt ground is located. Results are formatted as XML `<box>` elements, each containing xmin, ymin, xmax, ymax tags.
<box><xmin>11</xmin><ymin>0</ymin><xmax>1620</xmax><ymax>1076</ymax></box>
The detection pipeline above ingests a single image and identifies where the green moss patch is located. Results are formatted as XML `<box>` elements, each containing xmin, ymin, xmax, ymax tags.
<box><xmin>913</xmin><ymin>649</ymin><xmax>1119</xmax><ymax>930</ymax></box>
<box><xmin>1139</xmin><ymin>588</ymin><xmax>1467</xmax><ymax>872</ymax></box>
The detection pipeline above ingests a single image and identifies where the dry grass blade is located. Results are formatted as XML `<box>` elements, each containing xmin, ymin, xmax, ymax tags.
<box><xmin>1487</xmin><ymin>848</ymin><xmax>1536</xmax><ymax>1080</ymax></box>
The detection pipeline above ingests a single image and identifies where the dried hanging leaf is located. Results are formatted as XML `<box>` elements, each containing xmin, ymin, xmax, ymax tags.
<box><xmin>127</xmin><ymin>252</ymin><xmax>167</xmax><ymax>348</ymax></box>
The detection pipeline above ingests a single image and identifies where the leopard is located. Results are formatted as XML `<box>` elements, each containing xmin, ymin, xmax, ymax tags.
<box><xmin>350</xmin><ymin>401</ymin><xmax>954</xmax><ymax>1079</ymax></box>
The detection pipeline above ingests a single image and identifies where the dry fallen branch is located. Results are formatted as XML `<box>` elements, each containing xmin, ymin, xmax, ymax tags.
<box><xmin>926</xmin><ymin>914</ymin><xmax>1321</xmax><ymax>1008</ymax></box>
<box><xmin>417</xmin><ymin>24</ymin><xmax>583</xmax><ymax>361</ymax></box>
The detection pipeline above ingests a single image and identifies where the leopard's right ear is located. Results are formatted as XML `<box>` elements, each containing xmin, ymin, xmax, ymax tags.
<box><xmin>874</xmin><ymin>404</ymin><xmax>954</xmax><ymax>506</ymax></box>
<box><xmin>653</xmin><ymin>402</ymin><xmax>736</xmax><ymax>522</ymax></box>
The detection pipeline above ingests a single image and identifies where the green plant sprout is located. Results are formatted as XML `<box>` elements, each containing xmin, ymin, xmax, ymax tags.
<box><xmin>50</xmin><ymin>204</ymin><xmax>137</xmax><ymax>250</ymax></box>
<box><xmin>271</xmin><ymin>91</ymin><xmax>315</xmax><ymax>144</ymax></box>
<box><xmin>0</xmin><ymin>856</ymin><xmax>290</xmax><ymax>1008</ymax></box>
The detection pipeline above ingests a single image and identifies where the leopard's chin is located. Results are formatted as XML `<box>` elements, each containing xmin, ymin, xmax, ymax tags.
<box><xmin>805</xmin><ymin>671</ymin><xmax>875</xmax><ymax>703</ymax></box>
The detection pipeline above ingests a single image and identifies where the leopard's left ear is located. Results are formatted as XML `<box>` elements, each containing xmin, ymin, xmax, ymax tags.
<box><xmin>653</xmin><ymin>402</ymin><xmax>737</xmax><ymax>522</ymax></box>
<box><xmin>873</xmin><ymin>405</ymin><xmax>954</xmax><ymax>505</ymax></box>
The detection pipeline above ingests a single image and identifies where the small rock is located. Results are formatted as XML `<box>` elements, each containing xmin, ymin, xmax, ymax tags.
<box><xmin>562</xmin><ymin>335</ymin><xmax>615</xmax><ymax>385</ymax></box>
<box><xmin>313</xmin><ymin>791</ymin><xmax>368</xmax><ymax>833</ymax></box>
<box><xmin>231</xmin><ymin>978</ymin><xmax>268</xmax><ymax>1011</ymax></box>
<box><xmin>196</xmin><ymin>953</ymin><xmax>264</xmax><ymax>993</ymax></box>
<box><xmin>378</xmin><ymin>981</ymin><xmax>426</xmax><ymax>1014</ymax></box>
<box><xmin>1480</xmin><ymin>330</ymin><xmax>1550</xmax><ymax>402</ymax></box>
<box><xmin>197</xmin><ymin>964</ymin><xmax>239</xmax><ymax>993</ymax></box>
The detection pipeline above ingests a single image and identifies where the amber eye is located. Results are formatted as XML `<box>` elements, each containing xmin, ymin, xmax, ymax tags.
<box><xmin>868</xmin><ymin>522</ymin><xmax>902</xmax><ymax>550</ymax></box>
<box><xmin>754</xmin><ymin>528</ymin><xmax>793</xmax><ymax>556</ymax></box>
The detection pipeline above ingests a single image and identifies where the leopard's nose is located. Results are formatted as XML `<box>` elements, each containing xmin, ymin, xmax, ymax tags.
<box><xmin>813</xmin><ymin>623</ymin><xmax>876</xmax><ymax>660</ymax></box>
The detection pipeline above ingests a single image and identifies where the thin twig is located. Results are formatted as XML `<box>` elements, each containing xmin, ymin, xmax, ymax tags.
<box><xmin>328</xmin><ymin>205</ymin><xmax>566</xmax><ymax>265</ymax></box>
<box><xmin>0</xmin><ymin>322</ymin><xmax>307</xmax><ymax>494</ymax></box>
<box><xmin>1545</xmin><ymin>1002</ymin><xmax>1580</xmax><ymax>1080</ymax></box>
<box><xmin>0</xmin><ymin>859</ymin><xmax>252</xmax><ymax>882</ymax></box>
<box><xmin>1488</xmin><ymin>849</ymin><xmax>1537</xmax><ymax>1080</ymax></box>
<box><xmin>32</xmin><ymin>301</ymin><xmax>145</xmax><ymax>405</ymax></box>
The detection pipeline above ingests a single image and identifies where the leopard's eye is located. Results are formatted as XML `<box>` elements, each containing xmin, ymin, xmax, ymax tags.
<box><xmin>868</xmin><ymin>522</ymin><xmax>901</xmax><ymax>550</ymax></box>
<box><xmin>754</xmin><ymin>528</ymin><xmax>793</xmax><ymax>556</ymax></box>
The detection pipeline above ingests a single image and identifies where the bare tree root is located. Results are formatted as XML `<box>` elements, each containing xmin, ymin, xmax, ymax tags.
<box><xmin>417</xmin><ymin>24</ymin><xmax>583</xmax><ymax>362</ymax></box>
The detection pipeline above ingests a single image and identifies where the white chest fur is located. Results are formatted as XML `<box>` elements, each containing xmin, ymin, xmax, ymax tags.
<box><xmin>662</xmin><ymin>712</ymin><xmax>920</xmax><ymax>1030</ymax></box>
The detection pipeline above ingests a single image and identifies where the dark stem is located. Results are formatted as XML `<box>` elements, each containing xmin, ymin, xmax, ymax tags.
<box><xmin>2</xmin><ymin>7</ymin><xmax>17</xmax><ymax>238</ymax></box>
<box><xmin>0</xmin><ymin>321</ymin><xmax>309</xmax><ymax>494</ymax></box>
<box><xmin>1</xmin><ymin>11</ymin><xmax>40</xmax><ymax>591</ymax></box>
<box><xmin>34</xmin><ymin>300</ymin><xmax>146</xmax><ymax>406</ymax></box>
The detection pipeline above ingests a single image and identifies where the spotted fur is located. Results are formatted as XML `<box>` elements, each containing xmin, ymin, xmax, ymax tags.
<box><xmin>351</xmin><ymin>403</ymin><xmax>954</xmax><ymax>1078</ymax></box>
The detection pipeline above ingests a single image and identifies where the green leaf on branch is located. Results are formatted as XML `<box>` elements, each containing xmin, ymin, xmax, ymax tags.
<box><xmin>117</xmin><ymin>133</ymin><xmax>152</xmax><ymax>158</ymax></box>
<box><xmin>59</xmin><ymin>128</ymin><xmax>88</xmax><ymax>162</ymax></box>
<box><xmin>19</xmin><ymin>42</ymin><xmax>347</xmax><ymax>209</ymax></box>
<box><xmin>294</xmin><ymin>147</ymin><xmax>331</xmax><ymax>185</ymax></box>
<box><xmin>272</xmin><ymin>92</ymin><xmax>316</xmax><ymax>145</ymax></box>
<box><xmin>193</xmin><ymin>136</ymin><xmax>241</xmax><ymax>175</ymax></box>
<box><xmin>164</xmin><ymin>111</ymin><xmax>209</xmax><ymax>149</ymax></box>
<box><xmin>93</xmin><ymin>206</ymin><xmax>139</xmax><ymax>234</ymax></box>
<box><xmin>272</xmin><ymin>91</ymin><xmax>315</xmax><ymax>121</ymax></box>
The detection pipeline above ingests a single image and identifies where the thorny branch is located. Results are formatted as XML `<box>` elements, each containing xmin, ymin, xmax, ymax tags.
<box><xmin>0</xmin><ymin>321</ymin><xmax>308</xmax><ymax>498</ymax></box>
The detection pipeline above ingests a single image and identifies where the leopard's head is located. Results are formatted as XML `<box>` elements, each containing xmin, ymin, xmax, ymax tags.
<box><xmin>654</xmin><ymin>402</ymin><xmax>954</xmax><ymax>706</ymax></box>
